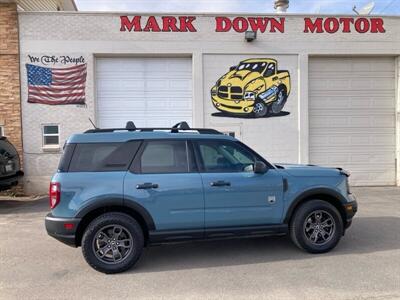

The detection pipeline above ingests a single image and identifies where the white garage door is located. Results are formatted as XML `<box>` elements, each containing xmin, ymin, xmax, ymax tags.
<box><xmin>309</xmin><ymin>57</ymin><xmax>396</xmax><ymax>186</ymax></box>
<box><xmin>96</xmin><ymin>57</ymin><xmax>192</xmax><ymax>128</ymax></box>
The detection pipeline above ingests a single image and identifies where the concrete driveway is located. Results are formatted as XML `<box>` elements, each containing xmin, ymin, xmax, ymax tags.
<box><xmin>0</xmin><ymin>187</ymin><xmax>399</xmax><ymax>300</ymax></box>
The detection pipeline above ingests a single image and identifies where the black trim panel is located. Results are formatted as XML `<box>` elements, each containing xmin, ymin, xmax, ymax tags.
<box><xmin>149</xmin><ymin>224</ymin><xmax>288</xmax><ymax>244</ymax></box>
<box><xmin>75</xmin><ymin>197</ymin><xmax>156</xmax><ymax>231</ymax></box>
<box><xmin>45</xmin><ymin>213</ymin><xmax>81</xmax><ymax>247</ymax></box>
<box><xmin>283</xmin><ymin>188</ymin><xmax>348</xmax><ymax>223</ymax></box>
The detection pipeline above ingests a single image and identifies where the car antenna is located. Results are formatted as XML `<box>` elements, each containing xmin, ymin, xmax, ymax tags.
<box><xmin>88</xmin><ymin>118</ymin><xmax>98</xmax><ymax>129</ymax></box>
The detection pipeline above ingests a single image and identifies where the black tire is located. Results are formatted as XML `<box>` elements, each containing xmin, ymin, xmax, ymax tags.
<box><xmin>81</xmin><ymin>212</ymin><xmax>144</xmax><ymax>274</ymax></box>
<box><xmin>290</xmin><ymin>200</ymin><xmax>343</xmax><ymax>253</ymax></box>
<box><xmin>253</xmin><ymin>100</ymin><xmax>268</xmax><ymax>118</ymax></box>
<box><xmin>270</xmin><ymin>87</ymin><xmax>287</xmax><ymax>114</ymax></box>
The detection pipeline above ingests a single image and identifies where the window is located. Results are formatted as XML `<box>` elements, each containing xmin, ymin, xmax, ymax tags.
<box><xmin>264</xmin><ymin>63</ymin><xmax>276</xmax><ymax>77</ymax></box>
<box><xmin>137</xmin><ymin>140</ymin><xmax>189</xmax><ymax>174</ymax></box>
<box><xmin>0</xmin><ymin>126</ymin><xmax>4</xmax><ymax>137</ymax></box>
<box><xmin>196</xmin><ymin>140</ymin><xmax>255</xmax><ymax>173</ymax></box>
<box><xmin>68</xmin><ymin>141</ymin><xmax>140</xmax><ymax>172</ymax></box>
<box><xmin>42</xmin><ymin>125</ymin><xmax>60</xmax><ymax>148</ymax></box>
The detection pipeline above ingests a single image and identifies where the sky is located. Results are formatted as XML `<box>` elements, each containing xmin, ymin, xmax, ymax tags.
<box><xmin>75</xmin><ymin>0</ymin><xmax>400</xmax><ymax>15</ymax></box>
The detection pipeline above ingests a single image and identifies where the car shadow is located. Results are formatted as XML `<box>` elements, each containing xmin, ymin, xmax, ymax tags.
<box><xmin>211</xmin><ymin>111</ymin><xmax>290</xmax><ymax>119</ymax></box>
<box><xmin>130</xmin><ymin>216</ymin><xmax>400</xmax><ymax>274</ymax></box>
<box><xmin>0</xmin><ymin>197</ymin><xmax>48</xmax><ymax>214</ymax></box>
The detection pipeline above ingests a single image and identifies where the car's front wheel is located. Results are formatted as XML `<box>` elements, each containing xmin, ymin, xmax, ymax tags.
<box><xmin>290</xmin><ymin>200</ymin><xmax>343</xmax><ymax>253</ymax></box>
<box><xmin>253</xmin><ymin>101</ymin><xmax>268</xmax><ymax>118</ymax></box>
<box><xmin>81</xmin><ymin>212</ymin><xmax>144</xmax><ymax>274</ymax></box>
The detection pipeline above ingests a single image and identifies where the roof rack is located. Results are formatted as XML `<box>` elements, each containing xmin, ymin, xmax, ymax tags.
<box><xmin>84</xmin><ymin>121</ymin><xmax>222</xmax><ymax>135</ymax></box>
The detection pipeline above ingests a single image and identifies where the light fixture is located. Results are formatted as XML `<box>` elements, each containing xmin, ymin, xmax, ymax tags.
<box><xmin>245</xmin><ymin>31</ymin><xmax>257</xmax><ymax>42</ymax></box>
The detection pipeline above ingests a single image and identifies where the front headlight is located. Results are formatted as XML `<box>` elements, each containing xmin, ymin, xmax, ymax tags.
<box><xmin>244</xmin><ymin>91</ymin><xmax>256</xmax><ymax>101</ymax></box>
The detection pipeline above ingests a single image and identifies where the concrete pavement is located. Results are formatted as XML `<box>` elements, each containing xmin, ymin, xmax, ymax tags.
<box><xmin>0</xmin><ymin>187</ymin><xmax>399</xmax><ymax>299</ymax></box>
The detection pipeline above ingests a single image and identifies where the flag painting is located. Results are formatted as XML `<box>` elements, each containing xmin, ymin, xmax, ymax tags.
<box><xmin>26</xmin><ymin>63</ymin><xmax>87</xmax><ymax>105</ymax></box>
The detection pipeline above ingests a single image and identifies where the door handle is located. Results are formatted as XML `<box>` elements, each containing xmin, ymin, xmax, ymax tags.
<box><xmin>210</xmin><ymin>180</ymin><xmax>231</xmax><ymax>187</ymax></box>
<box><xmin>136</xmin><ymin>182</ymin><xmax>159</xmax><ymax>189</ymax></box>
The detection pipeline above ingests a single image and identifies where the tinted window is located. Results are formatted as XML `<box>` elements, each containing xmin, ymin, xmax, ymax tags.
<box><xmin>197</xmin><ymin>140</ymin><xmax>255</xmax><ymax>172</ymax></box>
<box><xmin>58</xmin><ymin>143</ymin><xmax>76</xmax><ymax>172</ymax></box>
<box><xmin>138</xmin><ymin>140</ymin><xmax>189</xmax><ymax>173</ymax></box>
<box><xmin>68</xmin><ymin>141</ymin><xmax>140</xmax><ymax>172</ymax></box>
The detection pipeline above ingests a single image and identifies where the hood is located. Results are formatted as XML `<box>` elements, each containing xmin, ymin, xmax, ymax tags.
<box><xmin>275</xmin><ymin>163</ymin><xmax>342</xmax><ymax>177</ymax></box>
<box><xmin>220</xmin><ymin>70</ymin><xmax>262</xmax><ymax>86</ymax></box>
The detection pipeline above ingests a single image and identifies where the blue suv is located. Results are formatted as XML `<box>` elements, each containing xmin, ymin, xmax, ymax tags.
<box><xmin>45</xmin><ymin>122</ymin><xmax>357</xmax><ymax>274</ymax></box>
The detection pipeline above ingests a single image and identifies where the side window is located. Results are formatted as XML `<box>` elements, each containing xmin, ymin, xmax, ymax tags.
<box><xmin>264</xmin><ymin>63</ymin><xmax>276</xmax><ymax>77</ymax></box>
<box><xmin>138</xmin><ymin>140</ymin><xmax>189</xmax><ymax>174</ymax></box>
<box><xmin>68</xmin><ymin>141</ymin><xmax>140</xmax><ymax>172</ymax></box>
<box><xmin>197</xmin><ymin>140</ymin><xmax>255</xmax><ymax>173</ymax></box>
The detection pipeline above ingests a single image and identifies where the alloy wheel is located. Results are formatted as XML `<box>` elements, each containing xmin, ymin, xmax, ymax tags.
<box><xmin>92</xmin><ymin>224</ymin><xmax>134</xmax><ymax>264</ymax></box>
<box><xmin>303</xmin><ymin>210</ymin><xmax>336</xmax><ymax>246</ymax></box>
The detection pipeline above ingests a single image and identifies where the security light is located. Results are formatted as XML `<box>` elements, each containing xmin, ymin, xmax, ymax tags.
<box><xmin>245</xmin><ymin>31</ymin><xmax>257</xmax><ymax>42</ymax></box>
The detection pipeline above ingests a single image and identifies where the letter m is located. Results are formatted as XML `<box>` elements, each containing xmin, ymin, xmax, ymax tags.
<box><xmin>304</xmin><ymin>18</ymin><xmax>323</xmax><ymax>33</ymax></box>
<box><xmin>120</xmin><ymin>16</ymin><xmax>142</xmax><ymax>32</ymax></box>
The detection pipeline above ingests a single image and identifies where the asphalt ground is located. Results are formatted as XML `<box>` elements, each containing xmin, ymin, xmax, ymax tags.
<box><xmin>0</xmin><ymin>187</ymin><xmax>399</xmax><ymax>300</ymax></box>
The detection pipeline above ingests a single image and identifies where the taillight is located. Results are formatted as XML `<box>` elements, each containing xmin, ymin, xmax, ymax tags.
<box><xmin>49</xmin><ymin>182</ymin><xmax>60</xmax><ymax>209</ymax></box>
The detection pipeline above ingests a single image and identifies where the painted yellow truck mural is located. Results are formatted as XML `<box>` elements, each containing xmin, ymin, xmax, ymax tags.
<box><xmin>211</xmin><ymin>58</ymin><xmax>291</xmax><ymax>118</ymax></box>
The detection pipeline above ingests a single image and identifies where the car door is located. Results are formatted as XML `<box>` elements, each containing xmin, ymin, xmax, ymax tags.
<box><xmin>193</xmin><ymin>139</ymin><xmax>284</xmax><ymax>229</ymax></box>
<box><xmin>123</xmin><ymin>139</ymin><xmax>204</xmax><ymax>234</ymax></box>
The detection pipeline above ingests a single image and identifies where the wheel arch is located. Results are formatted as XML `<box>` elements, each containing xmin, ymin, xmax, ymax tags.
<box><xmin>284</xmin><ymin>188</ymin><xmax>347</xmax><ymax>225</ymax></box>
<box><xmin>74</xmin><ymin>200</ymin><xmax>155</xmax><ymax>247</ymax></box>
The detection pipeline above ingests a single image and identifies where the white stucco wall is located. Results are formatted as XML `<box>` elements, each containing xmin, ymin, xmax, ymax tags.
<box><xmin>18</xmin><ymin>12</ymin><xmax>400</xmax><ymax>193</ymax></box>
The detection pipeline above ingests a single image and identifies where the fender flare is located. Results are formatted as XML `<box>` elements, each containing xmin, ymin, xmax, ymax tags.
<box><xmin>75</xmin><ymin>197</ymin><xmax>155</xmax><ymax>231</ymax></box>
<box><xmin>283</xmin><ymin>188</ymin><xmax>347</xmax><ymax>224</ymax></box>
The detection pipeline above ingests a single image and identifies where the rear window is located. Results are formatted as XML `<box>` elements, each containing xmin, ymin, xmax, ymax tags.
<box><xmin>66</xmin><ymin>141</ymin><xmax>141</xmax><ymax>172</ymax></box>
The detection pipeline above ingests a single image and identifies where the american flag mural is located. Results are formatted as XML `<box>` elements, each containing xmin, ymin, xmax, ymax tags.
<box><xmin>26</xmin><ymin>64</ymin><xmax>87</xmax><ymax>105</ymax></box>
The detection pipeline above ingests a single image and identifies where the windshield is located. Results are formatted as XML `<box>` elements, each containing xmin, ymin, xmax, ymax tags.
<box><xmin>236</xmin><ymin>62</ymin><xmax>267</xmax><ymax>73</ymax></box>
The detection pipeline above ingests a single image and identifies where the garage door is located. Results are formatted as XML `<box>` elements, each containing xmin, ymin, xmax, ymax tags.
<box><xmin>309</xmin><ymin>57</ymin><xmax>396</xmax><ymax>186</ymax></box>
<box><xmin>96</xmin><ymin>57</ymin><xmax>192</xmax><ymax>128</ymax></box>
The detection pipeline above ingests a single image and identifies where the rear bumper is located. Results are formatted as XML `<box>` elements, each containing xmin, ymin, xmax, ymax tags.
<box><xmin>343</xmin><ymin>194</ymin><xmax>358</xmax><ymax>229</ymax></box>
<box><xmin>45</xmin><ymin>213</ymin><xmax>81</xmax><ymax>247</ymax></box>
<box><xmin>0</xmin><ymin>171</ymin><xmax>24</xmax><ymax>191</ymax></box>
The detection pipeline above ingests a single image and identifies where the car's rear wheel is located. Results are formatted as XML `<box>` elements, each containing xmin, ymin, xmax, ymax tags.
<box><xmin>290</xmin><ymin>200</ymin><xmax>343</xmax><ymax>253</ymax></box>
<box><xmin>82</xmin><ymin>212</ymin><xmax>144</xmax><ymax>274</ymax></box>
<box><xmin>270</xmin><ymin>87</ymin><xmax>287</xmax><ymax>114</ymax></box>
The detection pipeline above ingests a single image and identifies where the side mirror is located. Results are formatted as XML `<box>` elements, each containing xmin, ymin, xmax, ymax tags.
<box><xmin>229</xmin><ymin>66</ymin><xmax>236</xmax><ymax>71</ymax></box>
<box><xmin>254</xmin><ymin>161</ymin><xmax>268</xmax><ymax>174</ymax></box>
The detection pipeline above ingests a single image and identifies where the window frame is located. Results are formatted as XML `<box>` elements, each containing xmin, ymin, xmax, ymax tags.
<box><xmin>130</xmin><ymin>139</ymin><xmax>196</xmax><ymax>174</ymax></box>
<box><xmin>42</xmin><ymin>124</ymin><xmax>60</xmax><ymax>149</ymax></box>
<box><xmin>192</xmin><ymin>139</ymin><xmax>273</xmax><ymax>173</ymax></box>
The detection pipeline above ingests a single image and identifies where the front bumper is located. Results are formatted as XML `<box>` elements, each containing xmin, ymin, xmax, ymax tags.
<box><xmin>343</xmin><ymin>194</ymin><xmax>358</xmax><ymax>228</ymax></box>
<box><xmin>45</xmin><ymin>213</ymin><xmax>81</xmax><ymax>247</ymax></box>
<box><xmin>211</xmin><ymin>86</ymin><xmax>254</xmax><ymax>114</ymax></box>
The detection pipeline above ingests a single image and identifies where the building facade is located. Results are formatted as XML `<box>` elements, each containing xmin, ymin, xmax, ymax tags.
<box><xmin>0</xmin><ymin>2</ymin><xmax>22</xmax><ymax>168</ymax></box>
<box><xmin>17</xmin><ymin>12</ymin><xmax>400</xmax><ymax>193</ymax></box>
<box><xmin>0</xmin><ymin>0</ymin><xmax>75</xmax><ymax>194</ymax></box>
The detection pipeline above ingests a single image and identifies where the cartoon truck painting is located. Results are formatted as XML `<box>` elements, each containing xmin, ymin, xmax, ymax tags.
<box><xmin>211</xmin><ymin>58</ymin><xmax>291</xmax><ymax>117</ymax></box>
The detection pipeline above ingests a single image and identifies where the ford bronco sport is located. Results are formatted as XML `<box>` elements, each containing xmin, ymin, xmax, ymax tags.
<box><xmin>211</xmin><ymin>58</ymin><xmax>290</xmax><ymax>117</ymax></box>
<box><xmin>45</xmin><ymin>122</ymin><xmax>357</xmax><ymax>274</ymax></box>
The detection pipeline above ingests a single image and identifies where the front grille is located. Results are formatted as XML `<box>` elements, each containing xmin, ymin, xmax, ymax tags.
<box><xmin>217</xmin><ymin>86</ymin><xmax>243</xmax><ymax>100</ymax></box>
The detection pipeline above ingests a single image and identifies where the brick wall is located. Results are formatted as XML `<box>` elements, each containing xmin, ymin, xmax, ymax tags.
<box><xmin>0</xmin><ymin>3</ymin><xmax>23</xmax><ymax>194</ymax></box>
